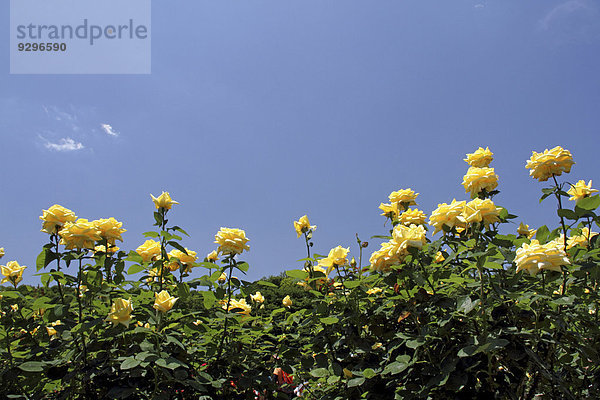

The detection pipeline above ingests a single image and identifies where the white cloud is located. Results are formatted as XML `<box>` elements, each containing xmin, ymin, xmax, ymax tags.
<box><xmin>42</xmin><ymin>137</ymin><xmax>84</xmax><ymax>152</ymax></box>
<box><xmin>100</xmin><ymin>123</ymin><xmax>119</xmax><ymax>137</ymax></box>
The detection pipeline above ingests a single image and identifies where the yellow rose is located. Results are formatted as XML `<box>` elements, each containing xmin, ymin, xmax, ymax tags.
<box><xmin>206</xmin><ymin>250</ymin><xmax>219</xmax><ymax>263</ymax></box>
<box><xmin>429</xmin><ymin>199</ymin><xmax>467</xmax><ymax>235</ymax></box>
<box><xmin>10</xmin><ymin>304</ymin><xmax>18</xmax><ymax>312</ymax></box>
<box><xmin>136</xmin><ymin>240</ymin><xmax>161</xmax><ymax>263</ymax></box>
<box><xmin>434</xmin><ymin>251</ymin><xmax>445</xmax><ymax>263</ymax></box>
<box><xmin>517</xmin><ymin>222</ymin><xmax>530</xmax><ymax>236</ymax></box>
<box><xmin>46</xmin><ymin>320</ymin><xmax>63</xmax><ymax>337</ymax></box>
<box><xmin>366</xmin><ymin>287</ymin><xmax>383</xmax><ymax>295</ymax></box>
<box><xmin>398</xmin><ymin>208</ymin><xmax>427</xmax><ymax>226</ymax></box>
<box><xmin>40</xmin><ymin>204</ymin><xmax>77</xmax><ymax>235</ymax></box>
<box><xmin>0</xmin><ymin>248</ymin><xmax>4</xmax><ymax>259</ymax></box>
<box><xmin>217</xmin><ymin>272</ymin><xmax>227</xmax><ymax>283</ymax></box>
<box><xmin>214</xmin><ymin>227</ymin><xmax>250</xmax><ymax>255</ymax></box>
<box><xmin>567</xmin><ymin>180</ymin><xmax>598</xmax><ymax>202</ymax></box>
<box><xmin>222</xmin><ymin>298</ymin><xmax>252</xmax><ymax>315</ymax></box>
<box><xmin>167</xmin><ymin>248</ymin><xmax>198</xmax><ymax>272</ymax></box>
<box><xmin>105</xmin><ymin>298</ymin><xmax>133</xmax><ymax>327</ymax></box>
<box><xmin>462</xmin><ymin>167</ymin><xmax>499</xmax><ymax>198</ymax></box>
<box><xmin>515</xmin><ymin>240</ymin><xmax>570</xmax><ymax>276</ymax></box>
<box><xmin>153</xmin><ymin>290</ymin><xmax>178</xmax><ymax>313</ymax></box>
<box><xmin>146</xmin><ymin>267</ymin><xmax>160</xmax><ymax>283</ymax></box>
<box><xmin>526</xmin><ymin>146</ymin><xmax>575</xmax><ymax>182</ymax></box>
<box><xmin>388</xmin><ymin>189</ymin><xmax>418</xmax><ymax>211</ymax></box>
<box><xmin>389</xmin><ymin>224</ymin><xmax>427</xmax><ymax>256</ymax></box>
<box><xmin>293</xmin><ymin>215</ymin><xmax>316</xmax><ymax>238</ymax></box>
<box><xmin>94</xmin><ymin>244</ymin><xmax>120</xmax><ymax>254</ymax></box>
<box><xmin>58</xmin><ymin>218</ymin><xmax>102</xmax><ymax>250</ymax></box>
<box><xmin>369</xmin><ymin>242</ymin><xmax>401</xmax><ymax>273</ymax></box>
<box><xmin>462</xmin><ymin>198</ymin><xmax>501</xmax><ymax>227</ymax></box>
<box><xmin>93</xmin><ymin>217</ymin><xmax>126</xmax><ymax>245</ymax></box>
<box><xmin>464</xmin><ymin>147</ymin><xmax>494</xmax><ymax>167</ymax></box>
<box><xmin>516</xmin><ymin>223</ymin><xmax>537</xmax><ymax>239</ymax></box>
<box><xmin>282</xmin><ymin>295</ymin><xmax>293</xmax><ymax>308</ymax></box>
<box><xmin>379</xmin><ymin>203</ymin><xmax>398</xmax><ymax>219</ymax></box>
<box><xmin>250</xmin><ymin>291</ymin><xmax>265</xmax><ymax>304</ymax></box>
<box><xmin>567</xmin><ymin>227</ymin><xmax>598</xmax><ymax>249</ymax></box>
<box><xmin>318</xmin><ymin>246</ymin><xmax>350</xmax><ymax>275</ymax></box>
<box><xmin>1</xmin><ymin>261</ymin><xmax>27</xmax><ymax>287</ymax></box>
<box><xmin>150</xmin><ymin>191</ymin><xmax>179</xmax><ymax>210</ymax></box>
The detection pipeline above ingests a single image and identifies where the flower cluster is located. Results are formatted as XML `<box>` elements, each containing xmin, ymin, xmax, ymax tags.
<box><xmin>461</xmin><ymin>147</ymin><xmax>499</xmax><ymax>198</ymax></box>
<box><xmin>222</xmin><ymin>298</ymin><xmax>252</xmax><ymax>315</ymax></box>
<box><xmin>369</xmin><ymin>224</ymin><xmax>426</xmax><ymax>272</ymax></box>
<box><xmin>167</xmin><ymin>248</ymin><xmax>198</xmax><ymax>272</ymax></box>
<box><xmin>379</xmin><ymin>188</ymin><xmax>419</xmax><ymax>220</ymax></box>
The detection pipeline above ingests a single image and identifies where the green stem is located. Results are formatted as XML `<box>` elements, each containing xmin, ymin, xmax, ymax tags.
<box><xmin>216</xmin><ymin>256</ymin><xmax>235</xmax><ymax>361</ymax></box>
<box><xmin>159</xmin><ymin>209</ymin><xmax>168</xmax><ymax>292</ymax></box>
<box><xmin>54</xmin><ymin>234</ymin><xmax>65</xmax><ymax>305</ymax></box>
<box><xmin>76</xmin><ymin>256</ymin><xmax>88</xmax><ymax>366</ymax></box>
<box><xmin>551</xmin><ymin>175</ymin><xmax>569</xmax><ymax>297</ymax></box>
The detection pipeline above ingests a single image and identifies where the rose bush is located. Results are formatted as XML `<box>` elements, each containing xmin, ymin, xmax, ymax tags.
<box><xmin>1</xmin><ymin>146</ymin><xmax>599</xmax><ymax>399</ymax></box>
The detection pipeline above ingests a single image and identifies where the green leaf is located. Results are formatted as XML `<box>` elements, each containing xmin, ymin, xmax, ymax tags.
<box><xmin>236</xmin><ymin>262</ymin><xmax>249</xmax><ymax>272</ymax></box>
<box><xmin>143</xmin><ymin>231</ymin><xmax>159</xmax><ymax>238</ymax></box>
<box><xmin>286</xmin><ymin>269</ymin><xmax>308</xmax><ymax>280</ymax></box>
<box><xmin>126</xmin><ymin>251</ymin><xmax>143</xmax><ymax>263</ymax></box>
<box><xmin>363</xmin><ymin>368</ymin><xmax>376</xmax><ymax>379</ymax></box>
<box><xmin>201</xmin><ymin>291</ymin><xmax>216</xmax><ymax>309</ymax></box>
<box><xmin>127</xmin><ymin>264</ymin><xmax>145</xmax><ymax>275</ymax></box>
<box><xmin>310</xmin><ymin>368</ymin><xmax>329</xmax><ymax>378</ymax></box>
<box><xmin>168</xmin><ymin>241</ymin><xmax>187</xmax><ymax>254</ymax></box>
<box><xmin>535</xmin><ymin>225</ymin><xmax>550</xmax><ymax>243</ymax></box>
<box><xmin>36</xmin><ymin>247</ymin><xmax>57</xmax><ymax>271</ymax></box>
<box><xmin>121</xmin><ymin>357</ymin><xmax>141</xmax><ymax>370</ymax></box>
<box><xmin>457</xmin><ymin>296</ymin><xmax>479</xmax><ymax>314</ymax></box>
<box><xmin>383</xmin><ymin>361</ymin><xmax>409</xmax><ymax>375</ymax></box>
<box><xmin>347</xmin><ymin>377</ymin><xmax>365</xmax><ymax>387</ymax></box>
<box><xmin>19</xmin><ymin>361</ymin><xmax>44</xmax><ymax>372</ymax></box>
<box><xmin>172</xmin><ymin>226</ymin><xmax>190</xmax><ymax>237</ymax></box>
<box><xmin>257</xmin><ymin>280</ymin><xmax>277</xmax><ymax>288</ymax></box>
<box><xmin>155</xmin><ymin>357</ymin><xmax>183</xmax><ymax>370</ymax></box>
<box><xmin>343</xmin><ymin>280</ymin><xmax>361</xmax><ymax>289</ymax></box>
<box><xmin>577</xmin><ymin>195</ymin><xmax>600</xmax><ymax>211</ymax></box>
<box><xmin>319</xmin><ymin>317</ymin><xmax>339</xmax><ymax>325</ymax></box>
<box><xmin>458</xmin><ymin>345</ymin><xmax>479</xmax><ymax>357</ymax></box>
<box><xmin>557</xmin><ymin>209</ymin><xmax>578</xmax><ymax>220</ymax></box>
<box><xmin>177</xmin><ymin>283</ymin><xmax>190</xmax><ymax>299</ymax></box>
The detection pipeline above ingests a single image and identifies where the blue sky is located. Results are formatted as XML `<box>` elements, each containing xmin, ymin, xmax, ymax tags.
<box><xmin>1</xmin><ymin>0</ymin><xmax>599</xmax><ymax>285</ymax></box>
